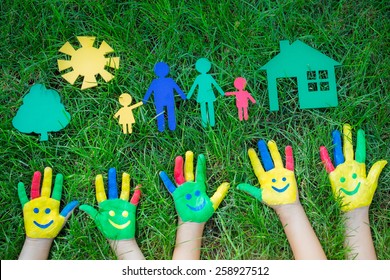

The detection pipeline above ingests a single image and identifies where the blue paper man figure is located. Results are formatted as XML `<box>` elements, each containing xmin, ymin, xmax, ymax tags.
<box><xmin>143</xmin><ymin>62</ymin><xmax>186</xmax><ymax>132</ymax></box>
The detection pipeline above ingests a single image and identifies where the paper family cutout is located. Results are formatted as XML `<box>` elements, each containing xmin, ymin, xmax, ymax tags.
<box><xmin>12</xmin><ymin>84</ymin><xmax>71</xmax><ymax>141</ymax></box>
<box><xmin>114</xmin><ymin>93</ymin><xmax>143</xmax><ymax>134</ymax></box>
<box><xmin>143</xmin><ymin>62</ymin><xmax>186</xmax><ymax>132</ymax></box>
<box><xmin>58</xmin><ymin>36</ymin><xmax>120</xmax><ymax>90</ymax></box>
<box><xmin>225</xmin><ymin>77</ymin><xmax>256</xmax><ymax>121</ymax></box>
<box><xmin>261</xmin><ymin>40</ymin><xmax>341</xmax><ymax>111</ymax></box>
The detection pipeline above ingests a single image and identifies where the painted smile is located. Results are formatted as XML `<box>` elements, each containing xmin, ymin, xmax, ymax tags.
<box><xmin>186</xmin><ymin>198</ymin><xmax>206</xmax><ymax>211</ymax></box>
<box><xmin>272</xmin><ymin>183</ymin><xmax>290</xmax><ymax>193</ymax></box>
<box><xmin>33</xmin><ymin>220</ymin><xmax>54</xmax><ymax>229</ymax></box>
<box><xmin>109</xmin><ymin>219</ymin><xmax>131</xmax><ymax>229</ymax></box>
<box><xmin>340</xmin><ymin>182</ymin><xmax>361</xmax><ymax>196</ymax></box>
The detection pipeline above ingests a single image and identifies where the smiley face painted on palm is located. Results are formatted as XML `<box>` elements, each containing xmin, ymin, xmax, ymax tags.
<box><xmin>23</xmin><ymin>197</ymin><xmax>65</xmax><ymax>238</ymax></box>
<box><xmin>260</xmin><ymin>169</ymin><xmax>297</xmax><ymax>205</ymax></box>
<box><xmin>172</xmin><ymin>181</ymin><xmax>214</xmax><ymax>223</ymax></box>
<box><xmin>96</xmin><ymin>199</ymin><xmax>136</xmax><ymax>240</ymax></box>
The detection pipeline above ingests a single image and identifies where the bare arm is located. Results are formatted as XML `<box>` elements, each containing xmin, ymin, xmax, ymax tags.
<box><xmin>19</xmin><ymin>238</ymin><xmax>53</xmax><ymax>260</ymax></box>
<box><xmin>172</xmin><ymin>218</ymin><xmax>205</xmax><ymax>260</ymax></box>
<box><xmin>109</xmin><ymin>239</ymin><xmax>145</xmax><ymax>260</ymax></box>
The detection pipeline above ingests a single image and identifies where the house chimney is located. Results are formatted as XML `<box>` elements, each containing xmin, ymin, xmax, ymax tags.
<box><xmin>279</xmin><ymin>40</ymin><xmax>290</xmax><ymax>51</ymax></box>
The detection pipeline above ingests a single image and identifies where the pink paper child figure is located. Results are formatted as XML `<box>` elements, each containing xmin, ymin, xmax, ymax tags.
<box><xmin>225</xmin><ymin>77</ymin><xmax>256</xmax><ymax>121</ymax></box>
<box><xmin>114</xmin><ymin>93</ymin><xmax>143</xmax><ymax>134</ymax></box>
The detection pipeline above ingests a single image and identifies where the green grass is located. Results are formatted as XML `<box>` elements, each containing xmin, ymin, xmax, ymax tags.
<box><xmin>0</xmin><ymin>0</ymin><xmax>389</xmax><ymax>260</ymax></box>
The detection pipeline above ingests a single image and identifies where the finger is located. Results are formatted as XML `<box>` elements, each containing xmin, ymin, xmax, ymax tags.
<box><xmin>60</xmin><ymin>200</ymin><xmax>79</xmax><ymax>218</ymax></box>
<box><xmin>268</xmin><ymin>140</ymin><xmax>283</xmax><ymax>168</ymax></box>
<box><xmin>159</xmin><ymin>171</ymin><xmax>176</xmax><ymax>194</ymax></box>
<box><xmin>343</xmin><ymin>124</ymin><xmax>354</xmax><ymax>162</ymax></box>
<box><xmin>355</xmin><ymin>129</ymin><xmax>366</xmax><ymax>163</ymax></box>
<box><xmin>258</xmin><ymin>140</ymin><xmax>274</xmax><ymax>171</ymax></box>
<box><xmin>52</xmin><ymin>173</ymin><xmax>63</xmax><ymax>201</ymax></box>
<box><xmin>30</xmin><ymin>171</ymin><xmax>41</xmax><ymax>199</ymax></box>
<box><xmin>174</xmin><ymin>156</ymin><xmax>185</xmax><ymax>185</ymax></box>
<box><xmin>248</xmin><ymin>148</ymin><xmax>265</xmax><ymax>181</ymax></box>
<box><xmin>130</xmin><ymin>185</ymin><xmax>142</xmax><ymax>206</ymax></box>
<box><xmin>108</xmin><ymin>167</ymin><xmax>118</xmax><ymax>199</ymax></box>
<box><xmin>237</xmin><ymin>183</ymin><xmax>262</xmax><ymax>201</ymax></box>
<box><xmin>79</xmin><ymin>204</ymin><xmax>99</xmax><ymax>218</ymax></box>
<box><xmin>366</xmin><ymin>160</ymin><xmax>387</xmax><ymax>188</ymax></box>
<box><xmin>120</xmin><ymin>172</ymin><xmax>130</xmax><ymax>200</ymax></box>
<box><xmin>285</xmin><ymin>146</ymin><xmax>294</xmax><ymax>171</ymax></box>
<box><xmin>184</xmin><ymin>151</ymin><xmax>194</xmax><ymax>182</ymax></box>
<box><xmin>18</xmin><ymin>182</ymin><xmax>29</xmax><ymax>207</ymax></box>
<box><xmin>95</xmin><ymin>174</ymin><xmax>107</xmax><ymax>203</ymax></box>
<box><xmin>320</xmin><ymin>146</ymin><xmax>335</xmax><ymax>173</ymax></box>
<box><xmin>195</xmin><ymin>154</ymin><xmax>206</xmax><ymax>185</ymax></box>
<box><xmin>210</xmin><ymin>182</ymin><xmax>230</xmax><ymax>210</ymax></box>
<box><xmin>332</xmin><ymin>130</ymin><xmax>345</xmax><ymax>166</ymax></box>
<box><xmin>41</xmin><ymin>167</ymin><xmax>52</xmax><ymax>198</ymax></box>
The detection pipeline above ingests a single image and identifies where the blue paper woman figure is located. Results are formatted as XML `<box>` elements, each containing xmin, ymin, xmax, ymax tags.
<box><xmin>143</xmin><ymin>62</ymin><xmax>186</xmax><ymax>132</ymax></box>
<box><xmin>187</xmin><ymin>58</ymin><xmax>224</xmax><ymax>128</ymax></box>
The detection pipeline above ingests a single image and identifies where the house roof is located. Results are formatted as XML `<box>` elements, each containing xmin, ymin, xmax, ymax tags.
<box><xmin>261</xmin><ymin>40</ymin><xmax>341</xmax><ymax>71</ymax></box>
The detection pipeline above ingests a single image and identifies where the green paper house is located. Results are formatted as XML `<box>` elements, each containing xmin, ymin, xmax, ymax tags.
<box><xmin>261</xmin><ymin>40</ymin><xmax>341</xmax><ymax>111</ymax></box>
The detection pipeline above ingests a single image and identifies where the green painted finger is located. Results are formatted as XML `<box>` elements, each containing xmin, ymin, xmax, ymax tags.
<box><xmin>18</xmin><ymin>182</ymin><xmax>29</xmax><ymax>207</ymax></box>
<box><xmin>79</xmin><ymin>204</ymin><xmax>99</xmax><ymax>219</ymax></box>
<box><xmin>355</xmin><ymin>129</ymin><xmax>366</xmax><ymax>163</ymax></box>
<box><xmin>52</xmin><ymin>173</ymin><xmax>63</xmax><ymax>201</ymax></box>
<box><xmin>195</xmin><ymin>154</ymin><xmax>206</xmax><ymax>184</ymax></box>
<box><xmin>237</xmin><ymin>183</ymin><xmax>262</xmax><ymax>201</ymax></box>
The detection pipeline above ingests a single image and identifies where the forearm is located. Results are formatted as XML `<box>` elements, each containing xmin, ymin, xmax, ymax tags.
<box><xmin>109</xmin><ymin>239</ymin><xmax>145</xmax><ymax>260</ymax></box>
<box><xmin>275</xmin><ymin>203</ymin><xmax>327</xmax><ymax>260</ymax></box>
<box><xmin>344</xmin><ymin>207</ymin><xmax>376</xmax><ymax>260</ymax></box>
<box><xmin>18</xmin><ymin>237</ymin><xmax>53</xmax><ymax>260</ymax></box>
<box><xmin>172</xmin><ymin>219</ymin><xmax>205</xmax><ymax>260</ymax></box>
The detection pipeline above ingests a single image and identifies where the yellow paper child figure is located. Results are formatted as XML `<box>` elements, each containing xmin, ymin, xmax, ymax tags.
<box><xmin>114</xmin><ymin>93</ymin><xmax>143</xmax><ymax>134</ymax></box>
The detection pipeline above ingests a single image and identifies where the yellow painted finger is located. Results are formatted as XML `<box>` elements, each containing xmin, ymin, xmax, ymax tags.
<box><xmin>184</xmin><ymin>151</ymin><xmax>194</xmax><ymax>182</ymax></box>
<box><xmin>41</xmin><ymin>167</ymin><xmax>53</xmax><ymax>197</ymax></box>
<box><xmin>95</xmin><ymin>174</ymin><xmax>107</xmax><ymax>203</ymax></box>
<box><xmin>343</xmin><ymin>124</ymin><xmax>354</xmax><ymax>161</ymax></box>
<box><xmin>120</xmin><ymin>172</ymin><xmax>130</xmax><ymax>200</ymax></box>
<box><xmin>248</xmin><ymin>148</ymin><xmax>265</xmax><ymax>182</ymax></box>
<box><xmin>210</xmin><ymin>182</ymin><xmax>230</xmax><ymax>210</ymax></box>
<box><xmin>268</xmin><ymin>140</ymin><xmax>283</xmax><ymax>168</ymax></box>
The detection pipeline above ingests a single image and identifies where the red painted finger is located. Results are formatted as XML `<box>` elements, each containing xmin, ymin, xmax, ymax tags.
<box><xmin>285</xmin><ymin>146</ymin><xmax>294</xmax><ymax>171</ymax></box>
<box><xmin>130</xmin><ymin>186</ymin><xmax>142</xmax><ymax>206</ymax></box>
<box><xmin>320</xmin><ymin>146</ymin><xmax>335</xmax><ymax>173</ymax></box>
<box><xmin>174</xmin><ymin>156</ymin><xmax>185</xmax><ymax>185</ymax></box>
<box><xmin>31</xmin><ymin>171</ymin><xmax>41</xmax><ymax>199</ymax></box>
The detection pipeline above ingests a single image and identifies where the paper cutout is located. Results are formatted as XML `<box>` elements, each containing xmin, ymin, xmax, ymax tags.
<box><xmin>80</xmin><ymin>168</ymin><xmax>141</xmax><ymax>240</ymax></box>
<box><xmin>58</xmin><ymin>36</ymin><xmax>120</xmax><ymax>90</ymax></box>
<box><xmin>261</xmin><ymin>40</ymin><xmax>341</xmax><ymax>111</ymax></box>
<box><xmin>238</xmin><ymin>140</ymin><xmax>298</xmax><ymax>206</ymax></box>
<box><xmin>159</xmin><ymin>151</ymin><xmax>230</xmax><ymax>223</ymax></box>
<box><xmin>187</xmin><ymin>58</ymin><xmax>224</xmax><ymax>128</ymax></box>
<box><xmin>143</xmin><ymin>62</ymin><xmax>186</xmax><ymax>132</ymax></box>
<box><xmin>320</xmin><ymin>124</ymin><xmax>387</xmax><ymax>212</ymax></box>
<box><xmin>12</xmin><ymin>84</ymin><xmax>71</xmax><ymax>141</ymax></box>
<box><xmin>225</xmin><ymin>77</ymin><xmax>256</xmax><ymax>121</ymax></box>
<box><xmin>18</xmin><ymin>167</ymin><xmax>78</xmax><ymax>238</ymax></box>
<box><xmin>113</xmin><ymin>93</ymin><xmax>143</xmax><ymax>134</ymax></box>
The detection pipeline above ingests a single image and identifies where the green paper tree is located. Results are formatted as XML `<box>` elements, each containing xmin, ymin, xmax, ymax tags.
<box><xmin>12</xmin><ymin>84</ymin><xmax>71</xmax><ymax>141</ymax></box>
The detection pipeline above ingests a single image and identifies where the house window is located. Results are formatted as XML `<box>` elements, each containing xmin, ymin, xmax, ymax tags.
<box><xmin>307</xmin><ymin>70</ymin><xmax>329</xmax><ymax>92</ymax></box>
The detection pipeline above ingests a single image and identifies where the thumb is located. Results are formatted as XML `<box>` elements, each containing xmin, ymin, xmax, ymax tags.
<box><xmin>210</xmin><ymin>182</ymin><xmax>230</xmax><ymax>210</ymax></box>
<box><xmin>366</xmin><ymin>160</ymin><xmax>387</xmax><ymax>187</ymax></box>
<box><xmin>79</xmin><ymin>204</ymin><xmax>99</xmax><ymax>219</ymax></box>
<box><xmin>237</xmin><ymin>183</ymin><xmax>262</xmax><ymax>202</ymax></box>
<box><xmin>60</xmin><ymin>200</ymin><xmax>79</xmax><ymax>221</ymax></box>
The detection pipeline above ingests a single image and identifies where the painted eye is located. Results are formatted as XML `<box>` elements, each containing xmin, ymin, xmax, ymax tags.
<box><xmin>185</xmin><ymin>194</ymin><xmax>192</xmax><ymax>200</ymax></box>
<box><xmin>282</xmin><ymin>177</ymin><xmax>287</xmax><ymax>181</ymax></box>
<box><xmin>352</xmin><ymin>173</ymin><xmax>357</xmax><ymax>179</ymax></box>
<box><xmin>33</xmin><ymin>208</ymin><xmax>39</xmax><ymax>214</ymax></box>
<box><xmin>272</xmin><ymin>178</ymin><xmax>276</xmax><ymax>183</ymax></box>
<box><xmin>122</xmin><ymin>211</ymin><xmax>128</xmax><ymax>217</ymax></box>
<box><xmin>109</xmin><ymin>210</ymin><xmax>115</xmax><ymax>217</ymax></box>
<box><xmin>194</xmin><ymin>190</ymin><xmax>201</xmax><ymax>196</ymax></box>
<box><xmin>340</xmin><ymin>177</ymin><xmax>346</xmax><ymax>183</ymax></box>
<box><xmin>45</xmin><ymin>208</ymin><xmax>51</xmax><ymax>214</ymax></box>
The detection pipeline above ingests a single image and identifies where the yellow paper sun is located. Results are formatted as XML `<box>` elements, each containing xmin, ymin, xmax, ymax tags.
<box><xmin>58</xmin><ymin>36</ymin><xmax>120</xmax><ymax>90</ymax></box>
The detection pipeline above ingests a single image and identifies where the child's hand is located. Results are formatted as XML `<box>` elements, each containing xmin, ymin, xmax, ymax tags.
<box><xmin>238</xmin><ymin>140</ymin><xmax>298</xmax><ymax>208</ymax></box>
<box><xmin>80</xmin><ymin>168</ymin><xmax>141</xmax><ymax>240</ymax></box>
<box><xmin>320</xmin><ymin>124</ymin><xmax>387</xmax><ymax>212</ymax></box>
<box><xmin>159</xmin><ymin>151</ymin><xmax>230</xmax><ymax>223</ymax></box>
<box><xmin>18</xmin><ymin>167</ymin><xmax>78</xmax><ymax>239</ymax></box>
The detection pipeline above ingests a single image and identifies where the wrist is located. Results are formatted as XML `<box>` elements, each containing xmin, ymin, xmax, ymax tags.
<box><xmin>274</xmin><ymin>202</ymin><xmax>303</xmax><ymax>221</ymax></box>
<box><xmin>19</xmin><ymin>237</ymin><xmax>54</xmax><ymax>260</ymax></box>
<box><xmin>344</xmin><ymin>206</ymin><xmax>369</xmax><ymax>220</ymax></box>
<box><xmin>108</xmin><ymin>238</ymin><xmax>144</xmax><ymax>260</ymax></box>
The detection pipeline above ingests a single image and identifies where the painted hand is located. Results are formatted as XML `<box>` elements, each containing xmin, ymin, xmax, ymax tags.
<box><xmin>18</xmin><ymin>167</ymin><xmax>78</xmax><ymax>239</ymax></box>
<box><xmin>159</xmin><ymin>151</ymin><xmax>230</xmax><ymax>223</ymax></box>
<box><xmin>320</xmin><ymin>124</ymin><xmax>387</xmax><ymax>212</ymax></box>
<box><xmin>80</xmin><ymin>168</ymin><xmax>141</xmax><ymax>240</ymax></box>
<box><xmin>237</xmin><ymin>140</ymin><xmax>298</xmax><ymax>207</ymax></box>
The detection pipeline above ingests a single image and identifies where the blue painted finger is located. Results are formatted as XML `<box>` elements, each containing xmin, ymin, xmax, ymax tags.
<box><xmin>60</xmin><ymin>200</ymin><xmax>79</xmax><ymax>218</ymax></box>
<box><xmin>332</xmin><ymin>130</ymin><xmax>345</xmax><ymax>166</ymax></box>
<box><xmin>159</xmin><ymin>171</ymin><xmax>176</xmax><ymax>194</ymax></box>
<box><xmin>258</xmin><ymin>140</ymin><xmax>274</xmax><ymax>171</ymax></box>
<box><xmin>108</xmin><ymin>167</ymin><xmax>118</xmax><ymax>199</ymax></box>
